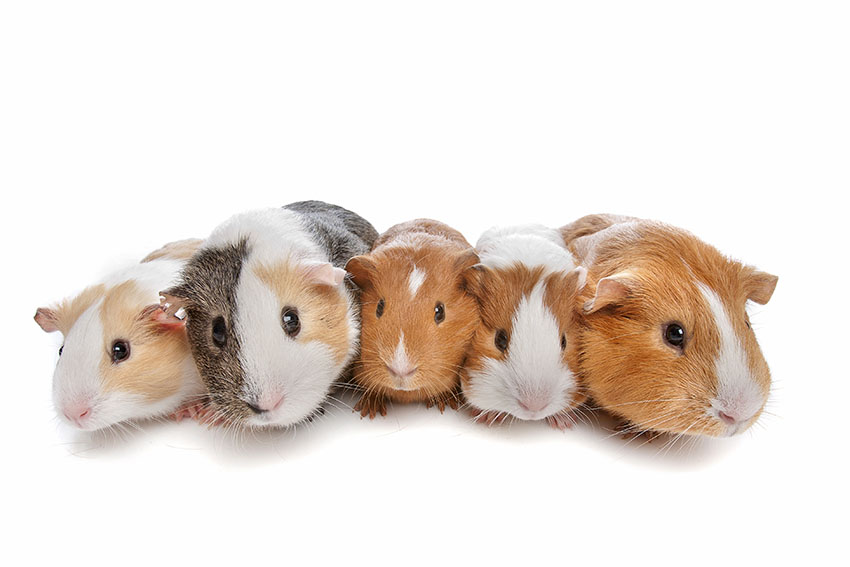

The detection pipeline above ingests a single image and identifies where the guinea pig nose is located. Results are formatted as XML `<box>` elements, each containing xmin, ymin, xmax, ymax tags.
<box><xmin>246</xmin><ymin>395</ymin><xmax>285</xmax><ymax>414</ymax></box>
<box><xmin>387</xmin><ymin>364</ymin><xmax>417</xmax><ymax>380</ymax></box>
<box><xmin>518</xmin><ymin>397</ymin><xmax>549</xmax><ymax>414</ymax></box>
<box><xmin>718</xmin><ymin>410</ymin><xmax>738</xmax><ymax>425</ymax></box>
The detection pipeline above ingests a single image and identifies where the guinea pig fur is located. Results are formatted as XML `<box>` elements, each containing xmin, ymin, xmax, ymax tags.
<box><xmin>34</xmin><ymin>239</ymin><xmax>206</xmax><ymax>432</ymax></box>
<box><xmin>561</xmin><ymin>214</ymin><xmax>779</xmax><ymax>438</ymax></box>
<box><xmin>461</xmin><ymin>225</ymin><xmax>588</xmax><ymax>429</ymax></box>
<box><xmin>161</xmin><ymin>201</ymin><xmax>378</xmax><ymax>429</ymax></box>
<box><xmin>345</xmin><ymin>219</ymin><xmax>480</xmax><ymax>418</ymax></box>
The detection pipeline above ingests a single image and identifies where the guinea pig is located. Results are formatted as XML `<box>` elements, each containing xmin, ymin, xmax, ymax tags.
<box><xmin>345</xmin><ymin>219</ymin><xmax>480</xmax><ymax>418</ymax></box>
<box><xmin>160</xmin><ymin>201</ymin><xmax>378</xmax><ymax>429</ymax></box>
<box><xmin>561</xmin><ymin>214</ymin><xmax>779</xmax><ymax>438</ymax></box>
<box><xmin>461</xmin><ymin>225</ymin><xmax>588</xmax><ymax>429</ymax></box>
<box><xmin>34</xmin><ymin>239</ymin><xmax>206</xmax><ymax>432</ymax></box>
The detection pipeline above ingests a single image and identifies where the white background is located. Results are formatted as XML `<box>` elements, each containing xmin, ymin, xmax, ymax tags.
<box><xmin>2</xmin><ymin>1</ymin><xmax>847</xmax><ymax>565</ymax></box>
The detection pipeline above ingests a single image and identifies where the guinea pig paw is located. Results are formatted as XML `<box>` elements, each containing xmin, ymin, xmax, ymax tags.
<box><xmin>546</xmin><ymin>412</ymin><xmax>577</xmax><ymax>431</ymax></box>
<box><xmin>354</xmin><ymin>395</ymin><xmax>387</xmax><ymax>419</ymax></box>
<box><xmin>169</xmin><ymin>401</ymin><xmax>205</xmax><ymax>422</ymax></box>
<box><xmin>426</xmin><ymin>391</ymin><xmax>461</xmax><ymax>413</ymax></box>
<box><xmin>470</xmin><ymin>409</ymin><xmax>506</xmax><ymax>427</ymax></box>
<box><xmin>614</xmin><ymin>420</ymin><xmax>660</xmax><ymax>442</ymax></box>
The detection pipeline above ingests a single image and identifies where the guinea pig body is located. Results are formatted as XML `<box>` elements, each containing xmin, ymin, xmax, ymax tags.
<box><xmin>345</xmin><ymin>219</ymin><xmax>480</xmax><ymax>418</ymax></box>
<box><xmin>34</xmin><ymin>239</ymin><xmax>206</xmax><ymax>431</ymax></box>
<box><xmin>462</xmin><ymin>225</ymin><xmax>588</xmax><ymax>428</ymax></box>
<box><xmin>162</xmin><ymin>201</ymin><xmax>378</xmax><ymax>428</ymax></box>
<box><xmin>561</xmin><ymin>214</ymin><xmax>779</xmax><ymax>438</ymax></box>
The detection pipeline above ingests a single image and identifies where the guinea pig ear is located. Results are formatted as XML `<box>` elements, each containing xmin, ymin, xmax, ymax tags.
<box><xmin>34</xmin><ymin>307</ymin><xmax>61</xmax><ymax>333</ymax></box>
<box><xmin>159</xmin><ymin>287</ymin><xmax>190</xmax><ymax>318</ymax></box>
<box><xmin>139</xmin><ymin>304</ymin><xmax>186</xmax><ymax>332</ymax></box>
<box><xmin>583</xmin><ymin>271</ymin><xmax>638</xmax><ymax>314</ymax></box>
<box><xmin>301</xmin><ymin>262</ymin><xmax>347</xmax><ymax>287</ymax></box>
<box><xmin>461</xmin><ymin>263</ymin><xmax>491</xmax><ymax>299</ymax></box>
<box><xmin>744</xmin><ymin>270</ymin><xmax>778</xmax><ymax>305</ymax></box>
<box><xmin>547</xmin><ymin>266</ymin><xmax>589</xmax><ymax>300</ymax></box>
<box><xmin>453</xmin><ymin>248</ymin><xmax>480</xmax><ymax>273</ymax></box>
<box><xmin>345</xmin><ymin>255</ymin><xmax>377</xmax><ymax>290</ymax></box>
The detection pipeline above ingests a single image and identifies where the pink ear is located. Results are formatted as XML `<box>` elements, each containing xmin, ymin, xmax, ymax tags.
<box><xmin>159</xmin><ymin>291</ymin><xmax>188</xmax><ymax>318</ymax></box>
<box><xmin>34</xmin><ymin>308</ymin><xmax>60</xmax><ymax>333</ymax></box>
<box><xmin>584</xmin><ymin>271</ymin><xmax>636</xmax><ymax>314</ymax></box>
<box><xmin>140</xmin><ymin>304</ymin><xmax>186</xmax><ymax>332</ymax></box>
<box><xmin>302</xmin><ymin>263</ymin><xmax>347</xmax><ymax>287</ymax></box>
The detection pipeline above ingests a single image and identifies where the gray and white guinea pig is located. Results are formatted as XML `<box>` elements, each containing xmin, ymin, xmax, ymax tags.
<box><xmin>561</xmin><ymin>214</ymin><xmax>779</xmax><ymax>438</ymax></box>
<box><xmin>461</xmin><ymin>225</ymin><xmax>588</xmax><ymax>429</ymax></box>
<box><xmin>161</xmin><ymin>201</ymin><xmax>378</xmax><ymax>428</ymax></box>
<box><xmin>34</xmin><ymin>239</ymin><xmax>206</xmax><ymax>431</ymax></box>
<box><xmin>345</xmin><ymin>219</ymin><xmax>480</xmax><ymax>418</ymax></box>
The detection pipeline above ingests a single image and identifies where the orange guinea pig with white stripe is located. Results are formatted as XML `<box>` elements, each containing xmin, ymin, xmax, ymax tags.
<box><xmin>561</xmin><ymin>215</ymin><xmax>778</xmax><ymax>438</ymax></box>
<box><xmin>34</xmin><ymin>239</ymin><xmax>206</xmax><ymax>432</ymax></box>
<box><xmin>460</xmin><ymin>225</ymin><xmax>588</xmax><ymax>429</ymax></box>
<box><xmin>345</xmin><ymin>219</ymin><xmax>480</xmax><ymax>418</ymax></box>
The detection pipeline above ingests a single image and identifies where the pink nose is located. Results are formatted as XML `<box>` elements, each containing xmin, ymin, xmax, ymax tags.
<box><xmin>518</xmin><ymin>397</ymin><xmax>549</xmax><ymax>414</ymax></box>
<box><xmin>387</xmin><ymin>364</ymin><xmax>417</xmax><ymax>380</ymax></box>
<box><xmin>64</xmin><ymin>406</ymin><xmax>91</xmax><ymax>425</ymax></box>
<box><xmin>718</xmin><ymin>410</ymin><xmax>738</xmax><ymax>425</ymax></box>
<box><xmin>247</xmin><ymin>394</ymin><xmax>285</xmax><ymax>414</ymax></box>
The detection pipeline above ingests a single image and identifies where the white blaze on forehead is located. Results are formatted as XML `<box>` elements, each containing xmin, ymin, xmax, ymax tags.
<box><xmin>697</xmin><ymin>282</ymin><xmax>766</xmax><ymax>421</ymax></box>
<box><xmin>464</xmin><ymin>282</ymin><xmax>576</xmax><ymax>418</ymax></box>
<box><xmin>408</xmin><ymin>266</ymin><xmax>426</xmax><ymax>297</ymax></box>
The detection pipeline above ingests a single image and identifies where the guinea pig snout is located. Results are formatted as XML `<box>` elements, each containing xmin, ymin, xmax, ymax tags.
<box><xmin>245</xmin><ymin>393</ymin><xmax>285</xmax><ymax>414</ymax></box>
<box><xmin>384</xmin><ymin>334</ymin><xmax>418</xmax><ymax>390</ymax></box>
<box><xmin>61</xmin><ymin>401</ymin><xmax>93</xmax><ymax>428</ymax></box>
<box><xmin>517</xmin><ymin>396</ymin><xmax>550</xmax><ymax>414</ymax></box>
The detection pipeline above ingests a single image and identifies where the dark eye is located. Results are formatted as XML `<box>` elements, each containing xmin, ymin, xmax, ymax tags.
<box><xmin>745</xmin><ymin>316</ymin><xmax>751</xmax><ymax>329</ymax></box>
<box><xmin>495</xmin><ymin>329</ymin><xmax>509</xmax><ymax>352</ymax></box>
<box><xmin>282</xmin><ymin>307</ymin><xmax>301</xmax><ymax>338</ymax></box>
<box><xmin>663</xmin><ymin>323</ymin><xmax>686</xmax><ymax>349</ymax></box>
<box><xmin>58</xmin><ymin>345</ymin><xmax>64</xmax><ymax>357</ymax></box>
<box><xmin>212</xmin><ymin>317</ymin><xmax>227</xmax><ymax>347</ymax></box>
<box><xmin>376</xmin><ymin>299</ymin><xmax>385</xmax><ymax>318</ymax></box>
<box><xmin>111</xmin><ymin>340</ymin><xmax>130</xmax><ymax>363</ymax></box>
<box><xmin>560</xmin><ymin>334</ymin><xmax>567</xmax><ymax>351</ymax></box>
<box><xmin>434</xmin><ymin>302</ymin><xmax>445</xmax><ymax>324</ymax></box>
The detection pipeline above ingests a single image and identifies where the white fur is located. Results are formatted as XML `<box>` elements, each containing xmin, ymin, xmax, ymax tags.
<box><xmin>697</xmin><ymin>282</ymin><xmax>767</xmax><ymax>436</ymax></box>
<box><xmin>224</xmin><ymin>209</ymin><xmax>358</xmax><ymax>428</ymax></box>
<box><xmin>464</xmin><ymin>282</ymin><xmax>577</xmax><ymax>421</ymax></box>
<box><xmin>476</xmin><ymin>224</ymin><xmax>576</xmax><ymax>273</ymax></box>
<box><xmin>386</xmin><ymin>332</ymin><xmax>417</xmax><ymax>390</ymax></box>
<box><xmin>51</xmin><ymin>258</ymin><xmax>203</xmax><ymax>431</ymax></box>
<box><xmin>408</xmin><ymin>266</ymin><xmax>426</xmax><ymax>297</ymax></box>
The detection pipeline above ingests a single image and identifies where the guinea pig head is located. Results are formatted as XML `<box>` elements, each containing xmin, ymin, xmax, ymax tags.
<box><xmin>578</xmin><ymin>233</ymin><xmax>778</xmax><ymax>438</ymax></box>
<box><xmin>35</xmin><ymin>283</ymin><xmax>191</xmax><ymax>431</ymax></box>
<box><xmin>461</xmin><ymin>264</ymin><xmax>588</xmax><ymax>421</ymax></box>
<box><xmin>161</xmin><ymin>241</ymin><xmax>353</xmax><ymax>428</ymax></box>
<box><xmin>346</xmin><ymin>247</ymin><xmax>480</xmax><ymax>404</ymax></box>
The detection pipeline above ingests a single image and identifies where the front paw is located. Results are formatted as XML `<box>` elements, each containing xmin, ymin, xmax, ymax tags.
<box><xmin>614</xmin><ymin>420</ymin><xmax>659</xmax><ymax>442</ymax></box>
<box><xmin>354</xmin><ymin>394</ymin><xmax>388</xmax><ymax>419</ymax></box>
<box><xmin>426</xmin><ymin>390</ymin><xmax>460</xmax><ymax>413</ymax></box>
<box><xmin>469</xmin><ymin>408</ymin><xmax>507</xmax><ymax>426</ymax></box>
<box><xmin>546</xmin><ymin>411</ymin><xmax>577</xmax><ymax>431</ymax></box>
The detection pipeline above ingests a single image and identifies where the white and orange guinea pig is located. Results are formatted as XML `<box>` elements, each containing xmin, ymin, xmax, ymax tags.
<box><xmin>345</xmin><ymin>219</ymin><xmax>480</xmax><ymax>418</ymax></box>
<box><xmin>561</xmin><ymin>214</ymin><xmax>779</xmax><ymax>438</ymax></box>
<box><xmin>34</xmin><ymin>239</ymin><xmax>206</xmax><ymax>432</ymax></box>
<box><xmin>461</xmin><ymin>225</ymin><xmax>588</xmax><ymax>429</ymax></box>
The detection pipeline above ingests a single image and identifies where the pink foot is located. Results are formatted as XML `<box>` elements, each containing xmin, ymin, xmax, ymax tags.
<box><xmin>170</xmin><ymin>401</ymin><xmax>224</xmax><ymax>427</ymax></box>
<box><xmin>546</xmin><ymin>412</ymin><xmax>576</xmax><ymax>431</ymax></box>
<box><xmin>470</xmin><ymin>409</ymin><xmax>507</xmax><ymax>427</ymax></box>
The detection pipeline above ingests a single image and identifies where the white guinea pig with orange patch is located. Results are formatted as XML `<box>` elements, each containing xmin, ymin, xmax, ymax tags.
<box><xmin>461</xmin><ymin>225</ymin><xmax>588</xmax><ymax>429</ymax></box>
<box><xmin>34</xmin><ymin>239</ymin><xmax>206</xmax><ymax>431</ymax></box>
<box><xmin>160</xmin><ymin>201</ymin><xmax>378</xmax><ymax>428</ymax></box>
<box><xmin>345</xmin><ymin>219</ymin><xmax>480</xmax><ymax>418</ymax></box>
<box><xmin>561</xmin><ymin>214</ymin><xmax>778</xmax><ymax>438</ymax></box>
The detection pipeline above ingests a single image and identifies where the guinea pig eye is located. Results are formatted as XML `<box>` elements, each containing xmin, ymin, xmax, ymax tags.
<box><xmin>560</xmin><ymin>334</ymin><xmax>567</xmax><ymax>351</ymax></box>
<box><xmin>281</xmin><ymin>307</ymin><xmax>301</xmax><ymax>338</ymax></box>
<box><xmin>212</xmin><ymin>317</ymin><xmax>227</xmax><ymax>347</ymax></box>
<box><xmin>376</xmin><ymin>299</ymin><xmax>385</xmax><ymax>318</ymax></box>
<box><xmin>495</xmin><ymin>329</ymin><xmax>509</xmax><ymax>352</ymax></box>
<box><xmin>434</xmin><ymin>302</ymin><xmax>445</xmax><ymax>324</ymax></box>
<box><xmin>663</xmin><ymin>323</ymin><xmax>686</xmax><ymax>349</ymax></box>
<box><xmin>58</xmin><ymin>345</ymin><xmax>64</xmax><ymax>357</ymax></box>
<box><xmin>111</xmin><ymin>340</ymin><xmax>130</xmax><ymax>363</ymax></box>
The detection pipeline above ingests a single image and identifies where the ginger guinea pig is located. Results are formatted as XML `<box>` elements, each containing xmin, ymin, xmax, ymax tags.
<box><xmin>345</xmin><ymin>219</ymin><xmax>480</xmax><ymax>418</ymax></box>
<box><xmin>34</xmin><ymin>239</ymin><xmax>205</xmax><ymax>431</ymax></box>
<box><xmin>461</xmin><ymin>225</ymin><xmax>587</xmax><ymax>429</ymax></box>
<box><xmin>161</xmin><ymin>201</ymin><xmax>378</xmax><ymax>429</ymax></box>
<box><xmin>561</xmin><ymin>214</ymin><xmax>779</xmax><ymax>438</ymax></box>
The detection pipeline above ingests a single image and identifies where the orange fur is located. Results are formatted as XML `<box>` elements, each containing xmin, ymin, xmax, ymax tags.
<box><xmin>562</xmin><ymin>216</ymin><xmax>778</xmax><ymax>437</ymax></box>
<box><xmin>141</xmin><ymin>238</ymin><xmax>204</xmax><ymax>262</ymax></box>
<box><xmin>347</xmin><ymin>219</ymin><xmax>480</xmax><ymax>416</ymax></box>
<box><xmin>254</xmin><ymin>261</ymin><xmax>351</xmax><ymax>365</ymax></box>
